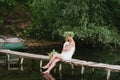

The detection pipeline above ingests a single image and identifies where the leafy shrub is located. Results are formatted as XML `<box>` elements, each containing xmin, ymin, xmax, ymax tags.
<box><xmin>0</xmin><ymin>0</ymin><xmax>16</xmax><ymax>7</ymax></box>
<box><xmin>26</xmin><ymin>0</ymin><xmax>120</xmax><ymax>47</ymax></box>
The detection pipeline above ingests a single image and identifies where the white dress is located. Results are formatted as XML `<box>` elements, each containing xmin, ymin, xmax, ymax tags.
<box><xmin>61</xmin><ymin>42</ymin><xmax>75</xmax><ymax>61</ymax></box>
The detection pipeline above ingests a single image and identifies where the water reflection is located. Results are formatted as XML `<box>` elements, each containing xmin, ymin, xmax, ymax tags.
<box><xmin>1</xmin><ymin>47</ymin><xmax>120</xmax><ymax>80</ymax></box>
<box><xmin>42</xmin><ymin>73</ymin><xmax>55</xmax><ymax>80</ymax></box>
<box><xmin>42</xmin><ymin>71</ymin><xmax>86</xmax><ymax>80</ymax></box>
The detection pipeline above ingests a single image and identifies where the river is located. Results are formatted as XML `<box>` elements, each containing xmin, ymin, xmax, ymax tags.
<box><xmin>0</xmin><ymin>46</ymin><xmax>120</xmax><ymax>80</ymax></box>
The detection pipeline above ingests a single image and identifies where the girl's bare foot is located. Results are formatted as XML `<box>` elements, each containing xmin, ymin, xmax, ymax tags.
<box><xmin>42</xmin><ymin>70</ymin><xmax>49</xmax><ymax>74</ymax></box>
<box><xmin>41</xmin><ymin>66</ymin><xmax>49</xmax><ymax>69</ymax></box>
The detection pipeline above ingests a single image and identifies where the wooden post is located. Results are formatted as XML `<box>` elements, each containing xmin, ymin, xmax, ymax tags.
<box><xmin>59</xmin><ymin>63</ymin><xmax>62</xmax><ymax>71</ymax></box>
<box><xmin>20</xmin><ymin>57</ymin><xmax>24</xmax><ymax>71</ymax></box>
<box><xmin>54</xmin><ymin>67</ymin><xmax>56</xmax><ymax>73</ymax></box>
<box><xmin>107</xmin><ymin>69</ymin><xmax>111</xmax><ymax>80</ymax></box>
<box><xmin>39</xmin><ymin>60</ymin><xmax>43</xmax><ymax>72</ymax></box>
<box><xmin>40</xmin><ymin>60</ymin><xmax>42</xmax><ymax>67</ymax></box>
<box><xmin>81</xmin><ymin>65</ymin><xmax>85</xmax><ymax>75</ymax></box>
<box><xmin>59</xmin><ymin>72</ymin><xmax>62</xmax><ymax>80</ymax></box>
<box><xmin>20</xmin><ymin>57</ymin><xmax>24</xmax><ymax>65</ymax></box>
<box><xmin>7</xmin><ymin>54</ymin><xmax>10</xmax><ymax>70</ymax></box>
<box><xmin>92</xmin><ymin>68</ymin><xmax>94</xmax><ymax>72</ymax></box>
<box><xmin>70</xmin><ymin>63</ymin><xmax>74</xmax><ymax>69</ymax></box>
<box><xmin>20</xmin><ymin>64</ymin><xmax>24</xmax><ymax>71</ymax></box>
<box><xmin>7</xmin><ymin>54</ymin><xmax>10</xmax><ymax>62</ymax></box>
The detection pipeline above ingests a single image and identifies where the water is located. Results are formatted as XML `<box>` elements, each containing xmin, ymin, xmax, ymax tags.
<box><xmin>0</xmin><ymin>46</ymin><xmax>120</xmax><ymax>80</ymax></box>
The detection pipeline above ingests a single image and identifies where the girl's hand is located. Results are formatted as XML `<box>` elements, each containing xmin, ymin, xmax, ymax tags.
<box><xmin>62</xmin><ymin>45</ymin><xmax>71</xmax><ymax>52</ymax></box>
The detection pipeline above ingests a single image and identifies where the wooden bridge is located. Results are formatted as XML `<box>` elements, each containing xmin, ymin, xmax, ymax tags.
<box><xmin>0</xmin><ymin>49</ymin><xmax>120</xmax><ymax>80</ymax></box>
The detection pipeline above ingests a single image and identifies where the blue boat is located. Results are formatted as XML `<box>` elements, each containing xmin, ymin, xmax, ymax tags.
<box><xmin>0</xmin><ymin>37</ymin><xmax>25</xmax><ymax>50</ymax></box>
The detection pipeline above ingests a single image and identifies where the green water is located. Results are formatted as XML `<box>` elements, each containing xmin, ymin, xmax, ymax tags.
<box><xmin>0</xmin><ymin>46</ymin><xmax>120</xmax><ymax>80</ymax></box>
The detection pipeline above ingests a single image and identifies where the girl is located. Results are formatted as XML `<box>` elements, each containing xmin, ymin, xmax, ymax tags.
<box><xmin>42</xmin><ymin>35</ymin><xmax>75</xmax><ymax>74</ymax></box>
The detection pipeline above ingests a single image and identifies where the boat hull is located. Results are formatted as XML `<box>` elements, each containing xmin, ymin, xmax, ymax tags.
<box><xmin>0</xmin><ymin>42</ymin><xmax>25</xmax><ymax>50</ymax></box>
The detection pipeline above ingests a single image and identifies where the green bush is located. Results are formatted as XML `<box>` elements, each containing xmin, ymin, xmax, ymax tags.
<box><xmin>26</xmin><ymin>0</ymin><xmax>120</xmax><ymax>47</ymax></box>
<box><xmin>0</xmin><ymin>0</ymin><xmax>16</xmax><ymax>6</ymax></box>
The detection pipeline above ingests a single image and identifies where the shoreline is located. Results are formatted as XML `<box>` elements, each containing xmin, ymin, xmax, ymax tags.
<box><xmin>25</xmin><ymin>39</ymin><xmax>62</xmax><ymax>48</ymax></box>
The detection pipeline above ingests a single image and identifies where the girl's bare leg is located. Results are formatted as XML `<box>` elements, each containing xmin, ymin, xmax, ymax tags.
<box><xmin>42</xmin><ymin>54</ymin><xmax>62</xmax><ymax>69</ymax></box>
<box><xmin>43</xmin><ymin>58</ymin><xmax>61</xmax><ymax>74</ymax></box>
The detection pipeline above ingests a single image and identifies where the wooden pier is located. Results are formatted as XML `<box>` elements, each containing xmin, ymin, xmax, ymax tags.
<box><xmin>0</xmin><ymin>49</ymin><xmax>120</xmax><ymax>80</ymax></box>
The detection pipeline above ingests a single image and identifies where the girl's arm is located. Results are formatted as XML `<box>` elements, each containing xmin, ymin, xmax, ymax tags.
<box><xmin>62</xmin><ymin>42</ymin><xmax>74</xmax><ymax>51</ymax></box>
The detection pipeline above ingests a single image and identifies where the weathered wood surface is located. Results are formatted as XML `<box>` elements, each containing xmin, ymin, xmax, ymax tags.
<box><xmin>0</xmin><ymin>49</ymin><xmax>120</xmax><ymax>79</ymax></box>
<box><xmin>0</xmin><ymin>49</ymin><xmax>49</xmax><ymax>60</ymax></box>
<box><xmin>64</xmin><ymin>59</ymin><xmax>120</xmax><ymax>72</ymax></box>
<box><xmin>0</xmin><ymin>49</ymin><xmax>120</xmax><ymax>72</ymax></box>
<box><xmin>0</xmin><ymin>50</ymin><xmax>120</xmax><ymax>71</ymax></box>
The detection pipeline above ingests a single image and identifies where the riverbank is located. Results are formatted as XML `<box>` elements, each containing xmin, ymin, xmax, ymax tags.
<box><xmin>25</xmin><ymin>39</ymin><xmax>62</xmax><ymax>48</ymax></box>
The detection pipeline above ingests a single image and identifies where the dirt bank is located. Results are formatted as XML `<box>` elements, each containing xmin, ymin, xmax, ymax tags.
<box><xmin>25</xmin><ymin>39</ymin><xmax>62</xmax><ymax>48</ymax></box>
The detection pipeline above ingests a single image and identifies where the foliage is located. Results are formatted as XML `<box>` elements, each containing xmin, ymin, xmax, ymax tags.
<box><xmin>48</xmin><ymin>49</ymin><xmax>58</xmax><ymax>59</ymax></box>
<box><xmin>0</xmin><ymin>0</ymin><xmax>16</xmax><ymax>16</ymax></box>
<box><xmin>56</xmin><ymin>26</ymin><xmax>120</xmax><ymax>47</ymax></box>
<box><xmin>0</xmin><ymin>0</ymin><xmax>16</xmax><ymax>6</ymax></box>
<box><xmin>0</xmin><ymin>0</ymin><xmax>31</xmax><ymax>15</ymax></box>
<box><xmin>22</xmin><ymin>0</ymin><xmax>120</xmax><ymax>47</ymax></box>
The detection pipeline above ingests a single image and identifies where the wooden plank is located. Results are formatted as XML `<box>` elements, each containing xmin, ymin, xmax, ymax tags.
<box><xmin>0</xmin><ymin>49</ymin><xmax>49</xmax><ymax>60</ymax></box>
<box><xmin>0</xmin><ymin>49</ymin><xmax>120</xmax><ymax>73</ymax></box>
<box><xmin>2</xmin><ymin>49</ymin><xmax>120</xmax><ymax>80</ymax></box>
<box><xmin>107</xmin><ymin>69</ymin><xmax>111</xmax><ymax>80</ymax></box>
<box><xmin>65</xmin><ymin>59</ymin><xmax>120</xmax><ymax>72</ymax></box>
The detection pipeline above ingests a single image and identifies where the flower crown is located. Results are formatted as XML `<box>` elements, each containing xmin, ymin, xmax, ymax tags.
<box><xmin>63</xmin><ymin>31</ymin><xmax>75</xmax><ymax>38</ymax></box>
